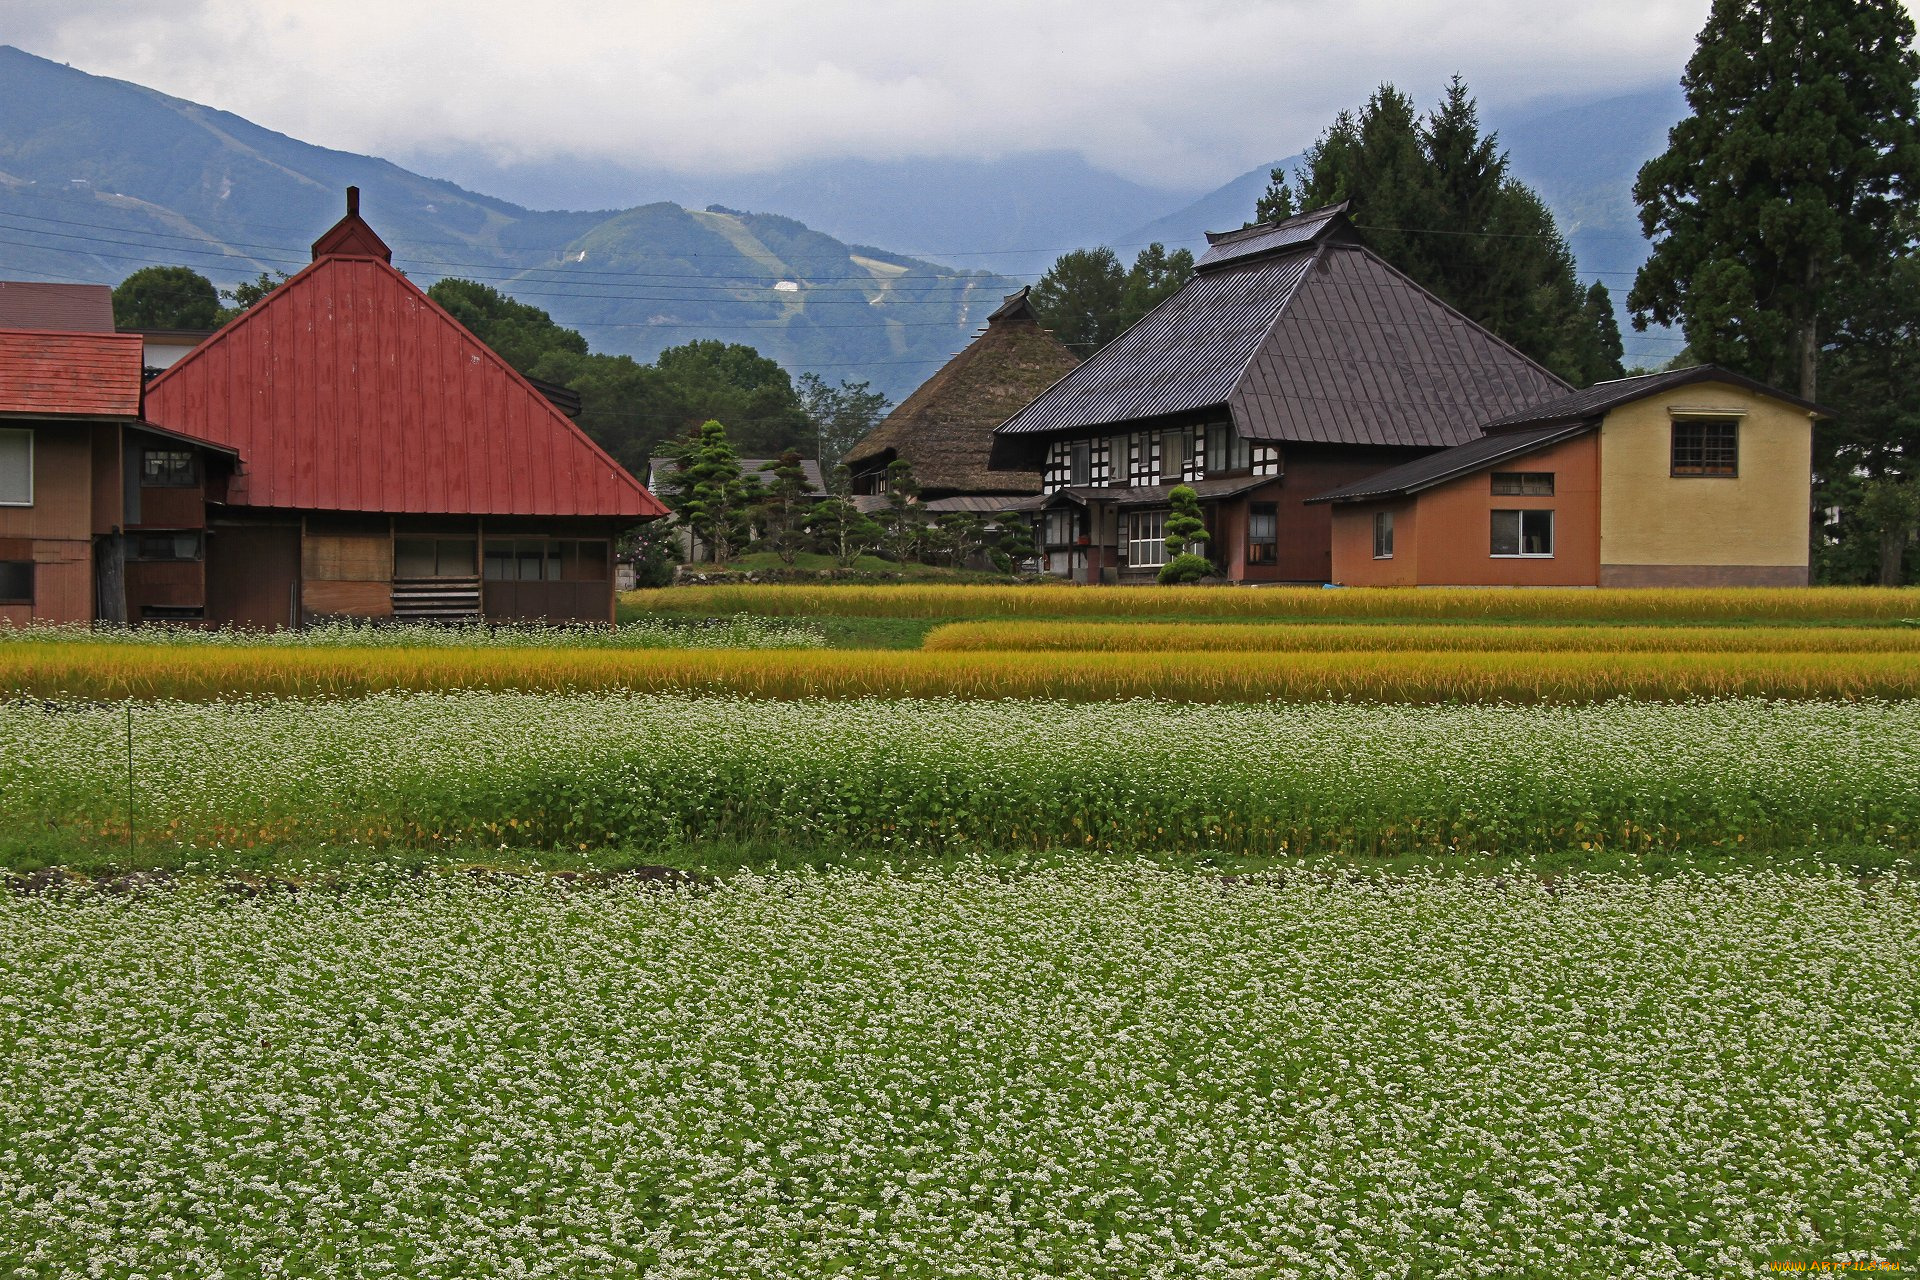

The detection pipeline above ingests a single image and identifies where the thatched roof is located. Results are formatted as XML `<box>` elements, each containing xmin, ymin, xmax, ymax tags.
<box><xmin>843</xmin><ymin>288</ymin><xmax>1080</xmax><ymax>497</ymax></box>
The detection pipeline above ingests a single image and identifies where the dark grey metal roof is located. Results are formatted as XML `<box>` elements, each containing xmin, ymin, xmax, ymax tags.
<box><xmin>1306</xmin><ymin>422</ymin><xmax>1594</xmax><ymax>505</ymax></box>
<box><xmin>998</xmin><ymin>250</ymin><xmax>1319</xmax><ymax>437</ymax></box>
<box><xmin>1196</xmin><ymin>203</ymin><xmax>1350</xmax><ymax>272</ymax></box>
<box><xmin>1480</xmin><ymin>364</ymin><xmax>1828</xmax><ymax>432</ymax></box>
<box><xmin>997</xmin><ymin>230</ymin><xmax>1568</xmax><ymax>453</ymax></box>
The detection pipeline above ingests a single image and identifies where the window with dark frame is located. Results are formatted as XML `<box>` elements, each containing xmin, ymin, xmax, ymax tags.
<box><xmin>1374</xmin><ymin>511</ymin><xmax>1395</xmax><ymax>559</ymax></box>
<box><xmin>1490</xmin><ymin>472</ymin><xmax>1554</xmax><ymax>496</ymax></box>
<box><xmin>131</xmin><ymin>531</ymin><xmax>202</xmax><ymax>562</ymax></box>
<box><xmin>1247</xmin><ymin>504</ymin><xmax>1278</xmax><ymax>565</ymax></box>
<box><xmin>1490</xmin><ymin>509</ymin><xmax>1554</xmax><ymax>557</ymax></box>
<box><xmin>0</xmin><ymin>560</ymin><xmax>30</xmax><ymax>604</ymax></box>
<box><xmin>1671</xmin><ymin>418</ymin><xmax>1739</xmax><ymax>476</ymax></box>
<box><xmin>141</xmin><ymin>448</ymin><xmax>198</xmax><ymax>487</ymax></box>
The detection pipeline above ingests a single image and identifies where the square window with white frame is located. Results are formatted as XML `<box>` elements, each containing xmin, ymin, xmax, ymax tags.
<box><xmin>1490</xmin><ymin>509</ymin><xmax>1553</xmax><ymax>557</ymax></box>
<box><xmin>1127</xmin><ymin>510</ymin><xmax>1169</xmax><ymax>567</ymax></box>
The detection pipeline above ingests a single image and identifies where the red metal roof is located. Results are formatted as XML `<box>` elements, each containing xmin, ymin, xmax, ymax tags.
<box><xmin>143</xmin><ymin>250</ymin><xmax>665</xmax><ymax>519</ymax></box>
<box><xmin>0</xmin><ymin>329</ymin><xmax>145</xmax><ymax>418</ymax></box>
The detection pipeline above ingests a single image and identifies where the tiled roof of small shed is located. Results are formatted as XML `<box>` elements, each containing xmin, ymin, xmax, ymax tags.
<box><xmin>143</xmin><ymin>201</ymin><xmax>664</xmax><ymax>520</ymax></box>
<box><xmin>0</xmin><ymin>329</ymin><xmax>144</xmax><ymax>418</ymax></box>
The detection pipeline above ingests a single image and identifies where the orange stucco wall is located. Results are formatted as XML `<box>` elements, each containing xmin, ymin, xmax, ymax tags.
<box><xmin>1329</xmin><ymin>431</ymin><xmax>1601</xmax><ymax>587</ymax></box>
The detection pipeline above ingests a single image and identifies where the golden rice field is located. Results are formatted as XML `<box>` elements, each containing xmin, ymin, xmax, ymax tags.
<box><xmin>924</xmin><ymin>620</ymin><xmax>1920</xmax><ymax>654</ymax></box>
<box><xmin>638</xmin><ymin>583</ymin><xmax>1920</xmax><ymax>623</ymax></box>
<box><xmin>6</xmin><ymin>641</ymin><xmax>1920</xmax><ymax>703</ymax></box>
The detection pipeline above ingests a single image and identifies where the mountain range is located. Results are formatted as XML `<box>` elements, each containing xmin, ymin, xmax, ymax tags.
<box><xmin>0</xmin><ymin>44</ymin><xmax>1686</xmax><ymax>397</ymax></box>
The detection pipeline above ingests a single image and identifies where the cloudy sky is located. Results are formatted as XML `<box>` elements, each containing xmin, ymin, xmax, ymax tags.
<box><xmin>6</xmin><ymin>0</ymin><xmax>1735</xmax><ymax>189</ymax></box>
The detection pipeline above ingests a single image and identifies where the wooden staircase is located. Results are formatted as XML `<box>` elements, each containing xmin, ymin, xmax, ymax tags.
<box><xmin>391</xmin><ymin>576</ymin><xmax>482</xmax><ymax>621</ymax></box>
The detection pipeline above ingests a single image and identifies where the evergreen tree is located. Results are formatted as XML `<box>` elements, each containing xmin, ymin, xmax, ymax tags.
<box><xmin>1159</xmin><ymin>485</ymin><xmax>1214</xmax><ymax>584</ymax></box>
<box><xmin>1269</xmin><ymin>79</ymin><xmax>1623</xmax><ymax>386</ymax></box>
<box><xmin>669</xmin><ymin>421</ymin><xmax>750</xmax><ymax>564</ymax></box>
<box><xmin>1031</xmin><ymin>243</ymin><xmax>1195</xmax><ymax>355</ymax></box>
<box><xmin>879</xmin><ymin>459</ymin><xmax>927</xmax><ymax>562</ymax></box>
<box><xmin>755</xmin><ymin>450</ymin><xmax>818</xmax><ymax>566</ymax></box>
<box><xmin>992</xmin><ymin>514</ymin><xmax>1037</xmax><ymax>573</ymax></box>
<box><xmin>112</xmin><ymin>266</ymin><xmax>222</xmax><ymax>330</ymax></box>
<box><xmin>813</xmin><ymin>465</ymin><xmax>885</xmax><ymax>569</ymax></box>
<box><xmin>1629</xmin><ymin>0</ymin><xmax>1920</xmax><ymax>404</ymax></box>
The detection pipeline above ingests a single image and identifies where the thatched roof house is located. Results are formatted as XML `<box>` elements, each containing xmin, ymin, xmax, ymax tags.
<box><xmin>843</xmin><ymin>288</ymin><xmax>1079</xmax><ymax>500</ymax></box>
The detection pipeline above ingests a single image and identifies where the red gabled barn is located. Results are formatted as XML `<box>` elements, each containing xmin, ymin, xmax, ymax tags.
<box><xmin>143</xmin><ymin>189</ymin><xmax>665</xmax><ymax>627</ymax></box>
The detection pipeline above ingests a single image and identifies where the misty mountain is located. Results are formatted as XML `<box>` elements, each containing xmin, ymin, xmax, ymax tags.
<box><xmin>0</xmin><ymin>46</ymin><xmax>1021</xmax><ymax>401</ymax></box>
<box><xmin>400</xmin><ymin>145</ymin><xmax>1195</xmax><ymax>280</ymax></box>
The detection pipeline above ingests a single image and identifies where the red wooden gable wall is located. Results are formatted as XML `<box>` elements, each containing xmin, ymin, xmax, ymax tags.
<box><xmin>143</xmin><ymin>246</ymin><xmax>664</xmax><ymax>519</ymax></box>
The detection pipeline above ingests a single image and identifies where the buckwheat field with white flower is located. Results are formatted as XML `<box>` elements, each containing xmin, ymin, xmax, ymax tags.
<box><xmin>3</xmin><ymin>869</ymin><xmax>1916</xmax><ymax>1278</ymax></box>
<box><xmin>4</xmin><ymin>595</ymin><xmax>1919</xmax><ymax>1277</ymax></box>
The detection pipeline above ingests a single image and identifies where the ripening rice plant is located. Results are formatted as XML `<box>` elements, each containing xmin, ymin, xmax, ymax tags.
<box><xmin>4</xmin><ymin>645</ymin><xmax>1920</xmax><ymax>702</ymax></box>
<box><xmin>4</xmin><ymin>694</ymin><xmax>1915</xmax><ymax>857</ymax></box>
<box><xmin>635</xmin><ymin>582</ymin><xmax>1920</xmax><ymax>623</ymax></box>
<box><xmin>0</xmin><ymin>868</ymin><xmax>1914</xmax><ymax>1277</ymax></box>
<box><xmin>923</xmin><ymin>620</ymin><xmax>1920</xmax><ymax>654</ymax></box>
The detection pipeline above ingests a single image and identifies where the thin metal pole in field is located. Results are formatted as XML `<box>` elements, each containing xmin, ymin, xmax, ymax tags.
<box><xmin>125</xmin><ymin>705</ymin><xmax>135</xmax><ymax>858</ymax></box>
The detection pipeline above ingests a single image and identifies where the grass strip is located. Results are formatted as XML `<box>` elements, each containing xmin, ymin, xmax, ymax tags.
<box><xmin>6</xmin><ymin>642</ymin><xmax>1920</xmax><ymax>702</ymax></box>
<box><xmin>632</xmin><ymin>583</ymin><xmax>1920</xmax><ymax>623</ymax></box>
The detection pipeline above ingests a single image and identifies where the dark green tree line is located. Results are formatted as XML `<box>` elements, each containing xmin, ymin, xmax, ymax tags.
<box><xmin>1258</xmin><ymin>78</ymin><xmax>1625</xmax><ymax>388</ymax></box>
<box><xmin>1029</xmin><ymin>242</ymin><xmax>1195</xmax><ymax>353</ymax></box>
<box><xmin>1628</xmin><ymin>0</ymin><xmax>1920</xmax><ymax>582</ymax></box>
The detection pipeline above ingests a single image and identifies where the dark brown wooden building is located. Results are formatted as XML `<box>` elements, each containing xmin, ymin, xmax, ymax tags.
<box><xmin>989</xmin><ymin>204</ymin><xmax>1570</xmax><ymax>582</ymax></box>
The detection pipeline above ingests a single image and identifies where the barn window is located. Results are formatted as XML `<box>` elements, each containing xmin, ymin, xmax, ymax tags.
<box><xmin>141</xmin><ymin>448</ymin><xmax>198</xmax><ymax>487</ymax></box>
<box><xmin>1248</xmin><ymin>505</ymin><xmax>1278</xmax><ymax>564</ymax></box>
<box><xmin>1672</xmin><ymin>418</ymin><xmax>1738</xmax><ymax>476</ymax></box>
<box><xmin>0</xmin><ymin>429</ymin><xmax>30</xmax><ymax>506</ymax></box>
<box><xmin>132</xmin><ymin>532</ymin><xmax>202</xmax><ymax>562</ymax></box>
<box><xmin>396</xmin><ymin>539</ymin><xmax>477</xmax><ymax>578</ymax></box>
<box><xmin>1374</xmin><ymin>511</ymin><xmax>1395</xmax><ymax>559</ymax></box>
<box><xmin>1491</xmin><ymin>509</ymin><xmax>1554</xmax><ymax>557</ymax></box>
<box><xmin>0</xmin><ymin>560</ymin><xmax>30</xmax><ymax>603</ymax></box>
<box><xmin>1490</xmin><ymin>472</ymin><xmax>1554</xmax><ymax>496</ymax></box>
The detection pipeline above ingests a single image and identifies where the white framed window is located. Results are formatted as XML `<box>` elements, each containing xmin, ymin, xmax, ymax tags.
<box><xmin>1127</xmin><ymin>510</ymin><xmax>1169</xmax><ymax>567</ymax></box>
<box><xmin>1491</xmin><ymin>509</ymin><xmax>1553</xmax><ymax>557</ymax></box>
<box><xmin>1374</xmin><ymin>511</ymin><xmax>1395</xmax><ymax>559</ymax></box>
<box><xmin>1042</xmin><ymin>508</ymin><xmax>1076</xmax><ymax>547</ymax></box>
<box><xmin>0</xmin><ymin>429</ymin><xmax>31</xmax><ymax>506</ymax></box>
<box><xmin>1158</xmin><ymin>431</ymin><xmax>1186</xmax><ymax>484</ymax></box>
